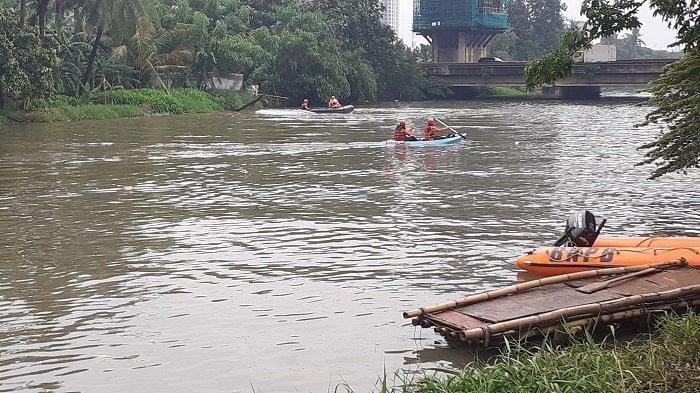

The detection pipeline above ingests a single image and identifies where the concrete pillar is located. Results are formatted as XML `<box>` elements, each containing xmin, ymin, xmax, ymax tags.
<box><xmin>429</xmin><ymin>31</ymin><xmax>494</xmax><ymax>63</ymax></box>
<box><xmin>432</xmin><ymin>32</ymin><xmax>459</xmax><ymax>62</ymax></box>
<box><xmin>458</xmin><ymin>32</ymin><xmax>489</xmax><ymax>63</ymax></box>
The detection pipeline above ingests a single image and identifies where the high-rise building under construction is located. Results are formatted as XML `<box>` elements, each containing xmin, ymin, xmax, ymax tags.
<box><xmin>413</xmin><ymin>0</ymin><xmax>508</xmax><ymax>62</ymax></box>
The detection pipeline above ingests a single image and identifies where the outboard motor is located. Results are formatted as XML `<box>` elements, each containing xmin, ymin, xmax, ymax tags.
<box><xmin>554</xmin><ymin>210</ymin><xmax>607</xmax><ymax>247</ymax></box>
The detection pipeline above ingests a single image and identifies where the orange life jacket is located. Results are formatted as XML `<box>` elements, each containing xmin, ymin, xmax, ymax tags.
<box><xmin>423</xmin><ymin>125</ymin><xmax>440</xmax><ymax>140</ymax></box>
<box><xmin>393</xmin><ymin>127</ymin><xmax>410</xmax><ymax>141</ymax></box>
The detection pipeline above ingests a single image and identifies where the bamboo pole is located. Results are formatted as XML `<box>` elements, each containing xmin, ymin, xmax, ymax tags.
<box><xmin>402</xmin><ymin>260</ymin><xmax>686</xmax><ymax>318</ymax></box>
<box><xmin>577</xmin><ymin>266</ymin><xmax>662</xmax><ymax>293</ymax></box>
<box><xmin>560</xmin><ymin>298</ymin><xmax>700</xmax><ymax>330</ymax></box>
<box><xmin>517</xmin><ymin>298</ymin><xmax>700</xmax><ymax>342</ymax></box>
<box><xmin>460</xmin><ymin>283</ymin><xmax>700</xmax><ymax>340</ymax></box>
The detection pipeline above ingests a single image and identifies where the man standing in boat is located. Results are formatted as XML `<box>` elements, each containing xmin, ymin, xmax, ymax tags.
<box><xmin>328</xmin><ymin>96</ymin><xmax>341</xmax><ymax>108</ymax></box>
<box><xmin>393</xmin><ymin>120</ymin><xmax>417</xmax><ymax>141</ymax></box>
<box><xmin>301</xmin><ymin>99</ymin><xmax>310</xmax><ymax>110</ymax></box>
<box><xmin>423</xmin><ymin>117</ymin><xmax>448</xmax><ymax>140</ymax></box>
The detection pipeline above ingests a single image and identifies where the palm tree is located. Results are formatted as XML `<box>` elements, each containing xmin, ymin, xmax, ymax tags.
<box><xmin>624</xmin><ymin>27</ymin><xmax>645</xmax><ymax>58</ymax></box>
<box><xmin>34</xmin><ymin>0</ymin><xmax>50</xmax><ymax>38</ymax></box>
<box><xmin>19</xmin><ymin>0</ymin><xmax>27</xmax><ymax>28</ymax></box>
<box><xmin>79</xmin><ymin>0</ymin><xmax>154</xmax><ymax>88</ymax></box>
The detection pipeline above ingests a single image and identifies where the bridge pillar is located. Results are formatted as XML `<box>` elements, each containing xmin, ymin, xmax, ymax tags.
<box><xmin>541</xmin><ymin>86</ymin><xmax>602</xmax><ymax>99</ymax></box>
<box><xmin>430</xmin><ymin>31</ymin><xmax>496</xmax><ymax>63</ymax></box>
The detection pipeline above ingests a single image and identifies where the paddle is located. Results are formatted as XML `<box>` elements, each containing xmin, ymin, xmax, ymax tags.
<box><xmin>435</xmin><ymin>118</ymin><xmax>467</xmax><ymax>140</ymax></box>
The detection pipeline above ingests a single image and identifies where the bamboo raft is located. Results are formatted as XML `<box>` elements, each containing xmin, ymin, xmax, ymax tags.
<box><xmin>403</xmin><ymin>260</ymin><xmax>700</xmax><ymax>345</ymax></box>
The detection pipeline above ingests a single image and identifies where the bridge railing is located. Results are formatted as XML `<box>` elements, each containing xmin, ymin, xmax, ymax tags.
<box><xmin>417</xmin><ymin>59</ymin><xmax>677</xmax><ymax>86</ymax></box>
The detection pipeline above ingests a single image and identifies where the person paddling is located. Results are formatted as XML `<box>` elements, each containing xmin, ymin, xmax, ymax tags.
<box><xmin>393</xmin><ymin>120</ymin><xmax>417</xmax><ymax>141</ymax></box>
<box><xmin>301</xmin><ymin>98</ymin><xmax>310</xmax><ymax>110</ymax></box>
<box><xmin>423</xmin><ymin>117</ymin><xmax>448</xmax><ymax>140</ymax></box>
<box><xmin>328</xmin><ymin>96</ymin><xmax>341</xmax><ymax>108</ymax></box>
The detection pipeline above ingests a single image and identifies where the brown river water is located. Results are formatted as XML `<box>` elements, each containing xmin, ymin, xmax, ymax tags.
<box><xmin>0</xmin><ymin>100</ymin><xmax>698</xmax><ymax>392</ymax></box>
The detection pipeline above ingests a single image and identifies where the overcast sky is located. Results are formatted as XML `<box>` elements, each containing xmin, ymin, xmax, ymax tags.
<box><xmin>397</xmin><ymin>0</ymin><xmax>679</xmax><ymax>50</ymax></box>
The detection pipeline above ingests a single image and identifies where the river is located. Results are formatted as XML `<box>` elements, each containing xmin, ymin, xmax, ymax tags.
<box><xmin>0</xmin><ymin>100</ymin><xmax>698</xmax><ymax>392</ymax></box>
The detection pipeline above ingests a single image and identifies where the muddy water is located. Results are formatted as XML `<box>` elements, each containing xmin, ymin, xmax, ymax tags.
<box><xmin>0</xmin><ymin>101</ymin><xmax>697</xmax><ymax>392</ymax></box>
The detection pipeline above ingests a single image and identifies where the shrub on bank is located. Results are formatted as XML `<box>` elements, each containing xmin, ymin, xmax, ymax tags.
<box><xmin>394</xmin><ymin>313</ymin><xmax>700</xmax><ymax>393</ymax></box>
<box><xmin>94</xmin><ymin>89</ymin><xmax>225</xmax><ymax>114</ymax></box>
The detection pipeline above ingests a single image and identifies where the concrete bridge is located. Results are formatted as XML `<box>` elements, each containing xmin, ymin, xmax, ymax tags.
<box><xmin>420</xmin><ymin>59</ymin><xmax>677</xmax><ymax>98</ymax></box>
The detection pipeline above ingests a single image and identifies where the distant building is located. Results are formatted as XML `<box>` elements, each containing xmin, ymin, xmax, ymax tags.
<box><xmin>380</xmin><ymin>0</ymin><xmax>399</xmax><ymax>32</ymax></box>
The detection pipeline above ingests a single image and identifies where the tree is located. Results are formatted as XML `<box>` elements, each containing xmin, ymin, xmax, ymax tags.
<box><xmin>35</xmin><ymin>0</ymin><xmax>50</xmax><ymax>38</ymax></box>
<box><xmin>525</xmin><ymin>0</ymin><xmax>699</xmax><ymax>179</ymax></box>
<box><xmin>637</xmin><ymin>49</ymin><xmax>699</xmax><ymax>177</ymax></box>
<box><xmin>79</xmin><ymin>0</ymin><xmax>155</xmax><ymax>89</ymax></box>
<box><xmin>414</xmin><ymin>44</ymin><xmax>432</xmax><ymax>63</ymax></box>
<box><xmin>496</xmin><ymin>0</ymin><xmax>567</xmax><ymax>60</ymax></box>
<box><xmin>598</xmin><ymin>31</ymin><xmax>680</xmax><ymax>60</ymax></box>
<box><xmin>624</xmin><ymin>27</ymin><xmax>645</xmax><ymax>57</ymax></box>
<box><xmin>0</xmin><ymin>5</ymin><xmax>54</xmax><ymax>108</ymax></box>
<box><xmin>18</xmin><ymin>0</ymin><xmax>26</xmax><ymax>28</ymax></box>
<box><xmin>529</xmin><ymin>0</ymin><xmax>566</xmax><ymax>56</ymax></box>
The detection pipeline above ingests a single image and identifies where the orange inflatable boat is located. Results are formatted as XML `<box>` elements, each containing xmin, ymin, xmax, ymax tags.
<box><xmin>519</xmin><ymin>210</ymin><xmax>700</xmax><ymax>276</ymax></box>
<box><xmin>516</xmin><ymin>246</ymin><xmax>700</xmax><ymax>276</ymax></box>
<box><xmin>593</xmin><ymin>236</ymin><xmax>700</xmax><ymax>248</ymax></box>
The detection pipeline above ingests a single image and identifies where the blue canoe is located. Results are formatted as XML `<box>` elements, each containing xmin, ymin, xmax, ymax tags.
<box><xmin>385</xmin><ymin>135</ymin><xmax>465</xmax><ymax>147</ymax></box>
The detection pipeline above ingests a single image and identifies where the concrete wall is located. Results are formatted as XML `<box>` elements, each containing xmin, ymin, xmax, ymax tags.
<box><xmin>205</xmin><ymin>73</ymin><xmax>244</xmax><ymax>91</ymax></box>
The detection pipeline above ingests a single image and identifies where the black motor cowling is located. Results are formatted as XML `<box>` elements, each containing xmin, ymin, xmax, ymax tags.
<box><xmin>554</xmin><ymin>210</ymin><xmax>606</xmax><ymax>247</ymax></box>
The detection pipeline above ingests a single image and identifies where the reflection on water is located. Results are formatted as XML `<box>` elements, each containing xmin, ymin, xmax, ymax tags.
<box><xmin>0</xmin><ymin>101</ymin><xmax>698</xmax><ymax>392</ymax></box>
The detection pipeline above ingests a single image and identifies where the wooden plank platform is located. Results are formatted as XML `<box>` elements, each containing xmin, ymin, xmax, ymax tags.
<box><xmin>405</xmin><ymin>263</ymin><xmax>700</xmax><ymax>344</ymax></box>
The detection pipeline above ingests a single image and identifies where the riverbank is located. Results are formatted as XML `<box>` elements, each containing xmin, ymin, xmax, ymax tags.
<box><xmin>0</xmin><ymin>89</ymin><xmax>257</xmax><ymax>124</ymax></box>
<box><xmin>395</xmin><ymin>313</ymin><xmax>699</xmax><ymax>393</ymax></box>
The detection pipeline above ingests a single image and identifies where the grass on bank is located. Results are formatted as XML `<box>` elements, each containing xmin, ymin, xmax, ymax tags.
<box><xmin>373</xmin><ymin>313</ymin><xmax>700</xmax><ymax>393</ymax></box>
<box><xmin>3</xmin><ymin>89</ymin><xmax>255</xmax><ymax>123</ymax></box>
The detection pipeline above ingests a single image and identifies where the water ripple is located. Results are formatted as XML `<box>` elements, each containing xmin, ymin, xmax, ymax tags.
<box><xmin>0</xmin><ymin>101</ymin><xmax>697</xmax><ymax>392</ymax></box>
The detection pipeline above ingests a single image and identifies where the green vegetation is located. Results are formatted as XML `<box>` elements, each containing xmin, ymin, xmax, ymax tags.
<box><xmin>94</xmin><ymin>89</ymin><xmax>226</xmax><ymax>114</ymax></box>
<box><xmin>0</xmin><ymin>5</ymin><xmax>54</xmax><ymax>109</ymax></box>
<box><xmin>24</xmin><ymin>104</ymin><xmax>144</xmax><ymax>122</ymax></box>
<box><xmin>374</xmin><ymin>313</ymin><xmax>700</xmax><ymax>393</ymax></box>
<box><xmin>5</xmin><ymin>89</ymin><xmax>252</xmax><ymax>123</ymax></box>
<box><xmin>600</xmin><ymin>28</ymin><xmax>682</xmax><ymax>60</ymax></box>
<box><xmin>0</xmin><ymin>0</ymin><xmax>449</xmax><ymax>120</ymax></box>
<box><xmin>524</xmin><ymin>0</ymin><xmax>699</xmax><ymax>179</ymax></box>
<box><xmin>489</xmin><ymin>0</ymin><xmax>566</xmax><ymax>61</ymax></box>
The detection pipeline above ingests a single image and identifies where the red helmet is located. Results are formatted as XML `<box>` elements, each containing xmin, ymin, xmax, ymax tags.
<box><xmin>399</xmin><ymin>120</ymin><xmax>406</xmax><ymax>126</ymax></box>
<box><xmin>427</xmin><ymin>117</ymin><xmax>435</xmax><ymax>126</ymax></box>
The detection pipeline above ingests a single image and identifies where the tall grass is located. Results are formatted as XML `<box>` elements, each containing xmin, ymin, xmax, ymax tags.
<box><xmin>26</xmin><ymin>105</ymin><xmax>144</xmax><ymax>122</ymax></box>
<box><xmin>387</xmin><ymin>313</ymin><xmax>700</xmax><ymax>393</ymax></box>
<box><xmin>93</xmin><ymin>89</ymin><xmax>254</xmax><ymax>113</ymax></box>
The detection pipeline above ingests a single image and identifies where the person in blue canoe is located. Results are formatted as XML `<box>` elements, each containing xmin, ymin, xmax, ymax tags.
<box><xmin>423</xmin><ymin>117</ymin><xmax>448</xmax><ymax>140</ymax></box>
<box><xmin>393</xmin><ymin>120</ymin><xmax>418</xmax><ymax>141</ymax></box>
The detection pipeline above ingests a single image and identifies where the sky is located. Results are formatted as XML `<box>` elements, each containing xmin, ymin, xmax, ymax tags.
<box><xmin>397</xmin><ymin>0</ymin><xmax>679</xmax><ymax>50</ymax></box>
